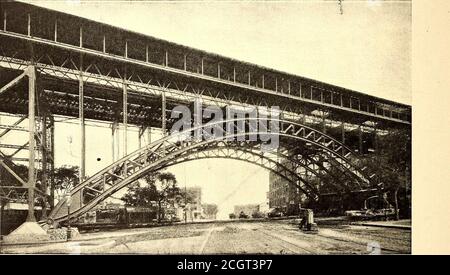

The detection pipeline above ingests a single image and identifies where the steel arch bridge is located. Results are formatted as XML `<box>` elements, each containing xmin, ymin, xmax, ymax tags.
<box><xmin>0</xmin><ymin>2</ymin><xmax>411</xmax><ymax>229</ymax></box>
<box><xmin>48</xmin><ymin>117</ymin><xmax>374</xmax><ymax>223</ymax></box>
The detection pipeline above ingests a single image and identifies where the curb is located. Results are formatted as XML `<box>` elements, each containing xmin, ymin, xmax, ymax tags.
<box><xmin>355</xmin><ymin>223</ymin><xmax>411</xmax><ymax>230</ymax></box>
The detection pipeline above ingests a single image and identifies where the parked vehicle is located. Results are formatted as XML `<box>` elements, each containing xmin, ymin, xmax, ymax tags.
<box><xmin>251</xmin><ymin>211</ymin><xmax>265</xmax><ymax>219</ymax></box>
<box><xmin>267</xmin><ymin>208</ymin><xmax>284</xmax><ymax>218</ymax></box>
<box><xmin>345</xmin><ymin>195</ymin><xmax>398</xmax><ymax>220</ymax></box>
<box><xmin>238</xmin><ymin>211</ymin><xmax>249</xmax><ymax>219</ymax></box>
<box><xmin>345</xmin><ymin>208</ymin><xmax>397</xmax><ymax>220</ymax></box>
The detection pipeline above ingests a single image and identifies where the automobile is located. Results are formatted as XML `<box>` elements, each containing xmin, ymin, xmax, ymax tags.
<box><xmin>345</xmin><ymin>195</ymin><xmax>398</xmax><ymax>221</ymax></box>
<box><xmin>345</xmin><ymin>208</ymin><xmax>398</xmax><ymax>220</ymax></box>
<box><xmin>267</xmin><ymin>208</ymin><xmax>284</xmax><ymax>218</ymax></box>
<box><xmin>238</xmin><ymin>211</ymin><xmax>249</xmax><ymax>219</ymax></box>
<box><xmin>251</xmin><ymin>211</ymin><xmax>265</xmax><ymax>219</ymax></box>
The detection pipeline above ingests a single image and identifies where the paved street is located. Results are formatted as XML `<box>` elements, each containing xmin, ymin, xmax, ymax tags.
<box><xmin>1</xmin><ymin>220</ymin><xmax>410</xmax><ymax>254</ymax></box>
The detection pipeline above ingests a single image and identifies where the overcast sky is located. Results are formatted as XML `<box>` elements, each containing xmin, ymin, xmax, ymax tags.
<box><xmin>8</xmin><ymin>0</ymin><xmax>411</xmax><ymax>219</ymax></box>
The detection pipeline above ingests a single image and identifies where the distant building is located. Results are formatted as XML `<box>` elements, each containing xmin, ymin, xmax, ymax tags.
<box><xmin>259</xmin><ymin>194</ymin><xmax>270</xmax><ymax>214</ymax></box>
<box><xmin>268</xmin><ymin>170</ymin><xmax>301</xmax><ymax>216</ymax></box>
<box><xmin>234</xmin><ymin>204</ymin><xmax>260</xmax><ymax>217</ymax></box>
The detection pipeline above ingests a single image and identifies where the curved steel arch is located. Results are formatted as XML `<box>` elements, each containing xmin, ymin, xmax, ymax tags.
<box><xmin>48</xmin><ymin>142</ymin><xmax>316</xmax><ymax>223</ymax></box>
<box><xmin>47</xmin><ymin>117</ymin><xmax>373</xmax><ymax>223</ymax></box>
<box><xmin>159</xmin><ymin>144</ymin><xmax>354</xmax><ymax>196</ymax></box>
<box><xmin>165</xmin><ymin>141</ymin><xmax>358</xmax><ymax>195</ymax></box>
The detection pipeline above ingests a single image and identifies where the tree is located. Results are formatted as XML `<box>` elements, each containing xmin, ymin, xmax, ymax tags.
<box><xmin>0</xmin><ymin>163</ymin><xmax>51</xmax><ymax>217</ymax></box>
<box><xmin>153</xmin><ymin>172</ymin><xmax>179</xmax><ymax>222</ymax></box>
<box><xmin>363</xmin><ymin>128</ymin><xmax>411</xmax><ymax>220</ymax></box>
<box><xmin>121</xmin><ymin>171</ymin><xmax>180</xmax><ymax>223</ymax></box>
<box><xmin>179</xmin><ymin>188</ymin><xmax>198</xmax><ymax>205</ymax></box>
<box><xmin>121</xmin><ymin>182</ymin><xmax>158</xmax><ymax>207</ymax></box>
<box><xmin>202</xmin><ymin>203</ymin><xmax>218</xmax><ymax>219</ymax></box>
<box><xmin>52</xmin><ymin>166</ymin><xmax>79</xmax><ymax>204</ymax></box>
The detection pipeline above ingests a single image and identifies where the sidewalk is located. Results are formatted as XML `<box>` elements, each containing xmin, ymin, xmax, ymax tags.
<box><xmin>353</xmin><ymin>219</ymin><xmax>411</xmax><ymax>230</ymax></box>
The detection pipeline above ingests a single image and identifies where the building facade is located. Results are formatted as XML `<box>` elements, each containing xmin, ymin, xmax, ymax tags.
<box><xmin>268</xmin><ymin>171</ymin><xmax>301</xmax><ymax>216</ymax></box>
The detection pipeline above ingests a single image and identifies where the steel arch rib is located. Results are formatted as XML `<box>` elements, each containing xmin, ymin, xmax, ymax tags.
<box><xmin>171</xmin><ymin>142</ymin><xmax>353</xmax><ymax>194</ymax></box>
<box><xmin>163</xmin><ymin>143</ymin><xmax>320</xmax><ymax>194</ymax></box>
<box><xmin>159</xmin><ymin>146</ymin><xmax>353</xmax><ymax>195</ymax></box>
<box><xmin>48</xmin><ymin>143</ymin><xmax>319</xmax><ymax>223</ymax></box>
<box><xmin>47</xmin><ymin>118</ymin><xmax>372</xmax><ymax>223</ymax></box>
<box><xmin>60</xmin><ymin>117</ymin><xmax>367</xmax><ymax>197</ymax></box>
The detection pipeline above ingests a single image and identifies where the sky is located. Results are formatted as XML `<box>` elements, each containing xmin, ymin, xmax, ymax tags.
<box><xmin>4</xmin><ymin>0</ymin><xmax>411</xmax><ymax>219</ymax></box>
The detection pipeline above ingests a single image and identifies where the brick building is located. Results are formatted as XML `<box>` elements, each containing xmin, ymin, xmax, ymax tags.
<box><xmin>268</xmin><ymin>171</ymin><xmax>301</xmax><ymax>216</ymax></box>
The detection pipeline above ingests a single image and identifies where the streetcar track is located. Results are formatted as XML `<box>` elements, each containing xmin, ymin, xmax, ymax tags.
<box><xmin>314</xmin><ymin>233</ymin><xmax>408</xmax><ymax>254</ymax></box>
<box><xmin>258</xmin><ymin>228</ymin><xmax>317</xmax><ymax>254</ymax></box>
<box><xmin>199</xmin><ymin>224</ymin><xmax>215</xmax><ymax>254</ymax></box>
<box><xmin>264</xmin><ymin>223</ymin><xmax>408</xmax><ymax>254</ymax></box>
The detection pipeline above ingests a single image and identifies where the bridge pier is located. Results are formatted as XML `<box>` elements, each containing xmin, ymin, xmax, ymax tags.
<box><xmin>3</xmin><ymin>65</ymin><xmax>50</xmax><ymax>243</ymax></box>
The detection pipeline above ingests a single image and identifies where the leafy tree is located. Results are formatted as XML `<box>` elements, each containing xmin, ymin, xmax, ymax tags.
<box><xmin>179</xmin><ymin>188</ymin><xmax>199</xmax><ymax>205</ymax></box>
<box><xmin>1</xmin><ymin>162</ymin><xmax>81</xmax><ymax>218</ymax></box>
<box><xmin>154</xmin><ymin>172</ymin><xmax>180</xmax><ymax>222</ymax></box>
<box><xmin>310</xmin><ymin>128</ymin><xmax>410</xmax><ymax>219</ymax></box>
<box><xmin>202</xmin><ymin>203</ymin><xmax>218</xmax><ymax>219</ymax></box>
<box><xmin>121</xmin><ymin>171</ymin><xmax>180</xmax><ymax>222</ymax></box>
<box><xmin>121</xmin><ymin>182</ymin><xmax>158</xmax><ymax>207</ymax></box>
<box><xmin>362</xmin><ymin>128</ymin><xmax>411</xmax><ymax>219</ymax></box>
<box><xmin>52</xmin><ymin>165</ymin><xmax>79</xmax><ymax>203</ymax></box>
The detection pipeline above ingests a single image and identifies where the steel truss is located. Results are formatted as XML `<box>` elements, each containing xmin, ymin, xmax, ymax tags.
<box><xmin>0</xmin><ymin>4</ymin><xmax>411</xmax><ymax>126</ymax></box>
<box><xmin>47</xmin><ymin>117</ymin><xmax>375</xmax><ymax>223</ymax></box>
<box><xmin>0</xmin><ymin>2</ymin><xmax>411</xmax><ymax>227</ymax></box>
<box><xmin>0</xmin><ymin>65</ymin><xmax>53</xmax><ymax>222</ymax></box>
<box><xmin>0</xmin><ymin>41</ymin><xmax>408</xmax><ymax>131</ymax></box>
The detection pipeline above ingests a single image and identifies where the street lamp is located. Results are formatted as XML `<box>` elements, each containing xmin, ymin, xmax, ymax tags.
<box><xmin>65</xmin><ymin>194</ymin><xmax>72</xmax><ymax>241</ymax></box>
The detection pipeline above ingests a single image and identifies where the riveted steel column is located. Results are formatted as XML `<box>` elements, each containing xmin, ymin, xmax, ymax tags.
<box><xmin>123</xmin><ymin>77</ymin><xmax>128</xmax><ymax>157</ymax></box>
<box><xmin>26</xmin><ymin>65</ymin><xmax>36</xmax><ymax>222</ymax></box>
<box><xmin>40</xmin><ymin>113</ymin><xmax>49</xmax><ymax>219</ymax></box>
<box><xmin>111</xmin><ymin>121</ymin><xmax>117</xmax><ymax>161</ymax></box>
<box><xmin>79</xmin><ymin>55</ymin><xmax>85</xmax><ymax>181</ymax></box>
<box><xmin>162</xmin><ymin>91</ymin><xmax>166</xmax><ymax>136</ymax></box>
<box><xmin>358</xmin><ymin>125</ymin><xmax>363</xmax><ymax>154</ymax></box>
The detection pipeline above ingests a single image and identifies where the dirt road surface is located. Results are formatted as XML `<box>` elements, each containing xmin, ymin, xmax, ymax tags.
<box><xmin>1</xmin><ymin>220</ymin><xmax>411</xmax><ymax>254</ymax></box>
